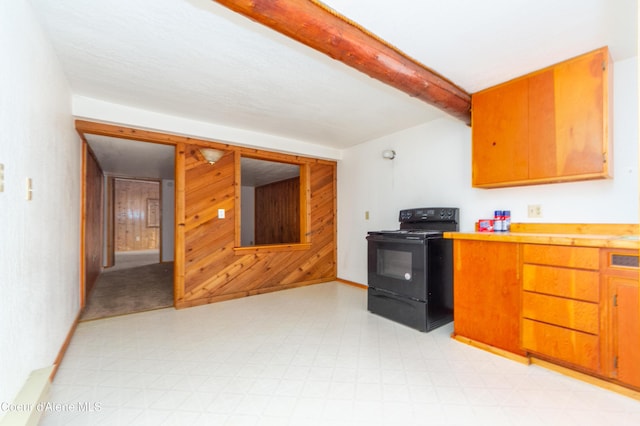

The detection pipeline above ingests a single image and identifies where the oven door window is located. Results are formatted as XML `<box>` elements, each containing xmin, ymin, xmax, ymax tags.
<box><xmin>377</xmin><ymin>249</ymin><xmax>413</xmax><ymax>281</ymax></box>
<box><xmin>367</xmin><ymin>239</ymin><xmax>427</xmax><ymax>301</ymax></box>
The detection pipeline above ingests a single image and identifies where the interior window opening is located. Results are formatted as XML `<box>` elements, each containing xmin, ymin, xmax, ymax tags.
<box><xmin>240</xmin><ymin>156</ymin><xmax>302</xmax><ymax>247</ymax></box>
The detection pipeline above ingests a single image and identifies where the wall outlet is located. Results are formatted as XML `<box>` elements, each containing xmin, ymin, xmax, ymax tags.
<box><xmin>365</xmin><ymin>211</ymin><xmax>370</xmax><ymax>220</ymax></box>
<box><xmin>527</xmin><ymin>204</ymin><xmax>542</xmax><ymax>218</ymax></box>
<box><xmin>218</xmin><ymin>208</ymin><xmax>225</xmax><ymax>219</ymax></box>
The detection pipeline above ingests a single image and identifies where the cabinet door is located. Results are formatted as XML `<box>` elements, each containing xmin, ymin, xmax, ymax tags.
<box><xmin>471</xmin><ymin>78</ymin><xmax>529</xmax><ymax>187</ymax></box>
<box><xmin>550</xmin><ymin>48</ymin><xmax>609</xmax><ymax>178</ymax></box>
<box><xmin>608</xmin><ymin>276</ymin><xmax>640</xmax><ymax>388</ymax></box>
<box><xmin>471</xmin><ymin>47</ymin><xmax>610</xmax><ymax>188</ymax></box>
<box><xmin>528</xmin><ymin>69</ymin><xmax>557</xmax><ymax>179</ymax></box>
<box><xmin>453</xmin><ymin>240</ymin><xmax>524</xmax><ymax>355</ymax></box>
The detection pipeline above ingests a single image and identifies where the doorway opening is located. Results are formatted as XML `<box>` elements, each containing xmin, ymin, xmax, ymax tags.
<box><xmin>81</xmin><ymin>136</ymin><xmax>175</xmax><ymax>321</ymax></box>
<box><xmin>113</xmin><ymin>178</ymin><xmax>161</xmax><ymax>267</ymax></box>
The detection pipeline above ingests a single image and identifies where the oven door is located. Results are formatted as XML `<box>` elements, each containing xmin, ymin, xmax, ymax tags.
<box><xmin>366</xmin><ymin>235</ymin><xmax>428</xmax><ymax>301</ymax></box>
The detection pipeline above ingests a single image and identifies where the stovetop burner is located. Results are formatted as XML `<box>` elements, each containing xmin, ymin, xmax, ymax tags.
<box><xmin>367</xmin><ymin>208</ymin><xmax>458</xmax><ymax>241</ymax></box>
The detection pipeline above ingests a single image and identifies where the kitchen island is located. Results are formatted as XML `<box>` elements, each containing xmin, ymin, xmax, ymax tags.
<box><xmin>444</xmin><ymin>223</ymin><xmax>640</xmax><ymax>397</ymax></box>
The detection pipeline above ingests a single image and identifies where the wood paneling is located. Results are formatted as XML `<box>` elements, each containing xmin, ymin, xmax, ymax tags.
<box><xmin>76</xmin><ymin>121</ymin><xmax>337</xmax><ymax>310</ymax></box>
<box><xmin>83</xmin><ymin>145</ymin><xmax>103</xmax><ymax>299</ymax></box>
<box><xmin>104</xmin><ymin>176</ymin><xmax>115</xmax><ymax>267</ymax></box>
<box><xmin>178</xmin><ymin>144</ymin><xmax>336</xmax><ymax>308</ymax></box>
<box><xmin>255</xmin><ymin>177</ymin><xmax>299</xmax><ymax>245</ymax></box>
<box><xmin>114</xmin><ymin>179</ymin><xmax>160</xmax><ymax>251</ymax></box>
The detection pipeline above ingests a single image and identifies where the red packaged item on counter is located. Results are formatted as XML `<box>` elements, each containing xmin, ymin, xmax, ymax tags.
<box><xmin>477</xmin><ymin>219</ymin><xmax>494</xmax><ymax>232</ymax></box>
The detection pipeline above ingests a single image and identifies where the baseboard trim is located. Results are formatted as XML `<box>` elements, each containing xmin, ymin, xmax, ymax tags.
<box><xmin>175</xmin><ymin>279</ymin><xmax>334</xmax><ymax>309</ymax></box>
<box><xmin>530</xmin><ymin>357</ymin><xmax>640</xmax><ymax>401</ymax></box>
<box><xmin>451</xmin><ymin>334</ymin><xmax>531</xmax><ymax>365</ymax></box>
<box><xmin>50</xmin><ymin>311</ymin><xmax>81</xmax><ymax>380</ymax></box>
<box><xmin>336</xmin><ymin>278</ymin><xmax>367</xmax><ymax>289</ymax></box>
<box><xmin>0</xmin><ymin>366</ymin><xmax>54</xmax><ymax>426</ymax></box>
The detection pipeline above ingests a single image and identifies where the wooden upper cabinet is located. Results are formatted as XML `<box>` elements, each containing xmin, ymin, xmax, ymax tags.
<box><xmin>536</xmin><ymin>48</ymin><xmax>609</xmax><ymax>179</ymax></box>
<box><xmin>472</xmin><ymin>47</ymin><xmax>611</xmax><ymax>188</ymax></box>
<box><xmin>472</xmin><ymin>77</ymin><xmax>529</xmax><ymax>185</ymax></box>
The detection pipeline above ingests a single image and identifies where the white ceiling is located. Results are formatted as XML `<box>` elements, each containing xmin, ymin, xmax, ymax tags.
<box><xmin>241</xmin><ymin>157</ymin><xmax>300</xmax><ymax>187</ymax></box>
<box><xmin>86</xmin><ymin>134</ymin><xmax>175</xmax><ymax>179</ymax></box>
<box><xmin>30</xmin><ymin>0</ymin><xmax>637</xmax><ymax>178</ymax></box>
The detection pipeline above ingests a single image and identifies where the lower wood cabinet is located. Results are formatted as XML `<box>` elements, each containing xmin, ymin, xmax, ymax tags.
<box><xmin>521</xmin><ymin>244</ymin><xmax>602</xmax><ymax>373</ymax></box>
<box><xmin>452</xmin><ymin>240</ymin><xmax>524</xmax><ymax>355</ymax></box>
<box><xmin>601</xmin><ymin>249</ymin><xmax>640</xmax><ymax>388</ymax></box>
<box><xmin>521</xmin><ymin>318</ymin><xmax>600</xmax><ymax>372</ymax></box>
<box><xmin>451</xmin><ymin>236</ymin><xmax>640</xmax><ymax>391</ymax></box>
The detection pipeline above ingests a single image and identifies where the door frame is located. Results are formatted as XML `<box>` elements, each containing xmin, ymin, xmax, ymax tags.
<box><xmin>78</xmin><ymin>123</ymin><xmax>178</xmax><ymax>309</ymax></box>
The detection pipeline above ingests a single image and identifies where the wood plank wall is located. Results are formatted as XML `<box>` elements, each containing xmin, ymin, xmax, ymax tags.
<box><xmin>74</xmin><ymin>120</ymin><xmax>337</xmax><ymax>310</ymax></box>
<box><xmin>84</xmin><ymin>146</ymin><xmax>103</xmax><ymax>297</ymax></box>
<box><xmin>178</xmin><ymin>145</ymin><xmax>336</xmax><ymax>308</ymax></box>
<box><xmin>255</xmin><ymin>177</ymin><xmax>300</xmax><ymax>245</ymax></box>
<box><xmin>114</xmin><ymin>179</ymin><xmax>160</xmax><ymax>251</ymax></box>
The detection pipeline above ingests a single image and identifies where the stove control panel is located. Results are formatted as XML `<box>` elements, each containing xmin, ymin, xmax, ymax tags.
<box><xmin>399</xmin><ymin>207</ymin><xmax>459</xmax><ymax>223</ymax></box>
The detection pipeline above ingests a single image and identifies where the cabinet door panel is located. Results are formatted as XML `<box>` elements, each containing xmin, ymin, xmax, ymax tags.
<box><xmin>522</xmin><ymin>318</ymin><xmax>600</xmax><ymax>372</ymax></box>
<box><xmin>522</xmin><ymin>264</ymin><xmax>599</xmax><ymax>302</ymax></box>
<box><xmin>472</xmin><ymin>78</ymin><xmax>529</xmax><ymax>186</ymax></box>
<box><xmin>553</xmin><ymin>48</ymin><xmax>607</xmax><ymax>176</ymax></box>
<box><xmin>453</xmin><ymin>240</ymin><xmax>523</xmax><ymax>354</ymax></box>
<box><xmin>611</xmin><ymin>277</ymin><xmax>640</xmax><ymax>388</ymax></box>
<box><xmin>528</xmin><ymin>70</ymin><xmax>557</xmax><ymax>179</ymax></box>
<box><xmin>522</xmin><ymin>291</ymin><xmax>599</xmax><ymax>334</ymax></box>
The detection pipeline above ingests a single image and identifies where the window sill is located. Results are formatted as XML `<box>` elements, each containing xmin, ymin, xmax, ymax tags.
<box><xmin>234</xmin><ymin>243</ymin><xmax>311</xmax><ymax>255</ymax></box>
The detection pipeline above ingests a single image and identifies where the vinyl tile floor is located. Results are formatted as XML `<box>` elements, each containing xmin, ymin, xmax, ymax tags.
<box><xmin>40</xmin><ymin>282</ymin><xmax>640</xmax><ymax>425</ymax></box>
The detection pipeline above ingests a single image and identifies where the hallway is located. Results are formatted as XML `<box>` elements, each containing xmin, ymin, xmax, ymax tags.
<box><xmin>81</xmin><ymin>250</ymin><xmax>173</xmax><ymax>321</ymax></box>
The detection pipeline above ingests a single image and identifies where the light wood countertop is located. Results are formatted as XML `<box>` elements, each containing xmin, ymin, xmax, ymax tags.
<box><xmin>443</xmin><ymin>231</ymin><xmax>639</xmax><ymax>250</ymax></box>
<box><xmin>444</xmin><ymin>223</ymin><xmax>640</xmax><ymax>250</ymax></box>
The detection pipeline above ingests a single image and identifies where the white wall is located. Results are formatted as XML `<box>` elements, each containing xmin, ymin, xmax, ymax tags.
<box><xmin>0</xmin><ymin>1</ymin><xmax>81</xmax><ymax>407</ymax></box>
<box><xmin>337</xmin><ymin>56</ymin><xmax>639</xmax><ymax>285</ymax></box>
<box><xmin>161</xmin><ymin>179</ymin><xmax>175</xmax><ymax>262</ymax></box>
<box><xmin>72</xmin><ymin>96</ymin><xmax>342</xmax><ymax>161</ymax></box>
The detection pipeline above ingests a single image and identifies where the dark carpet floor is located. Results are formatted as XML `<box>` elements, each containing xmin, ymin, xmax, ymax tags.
<box><xmin>81</xmin><ymin>262</ymin><xmax>174</xmax><ymax>321</ymax></box>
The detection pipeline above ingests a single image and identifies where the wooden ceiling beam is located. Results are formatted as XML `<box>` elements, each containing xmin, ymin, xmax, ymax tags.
<box><xmin>212</xmin><ymin>0</ymin><xmax>471</xmax><ymax>124</ymax></box>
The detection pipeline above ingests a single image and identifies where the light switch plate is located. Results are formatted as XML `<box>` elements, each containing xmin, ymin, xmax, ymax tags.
<box><xmin>26</xmin><ymin>177</ymin><xmax>32</xmax><ymax>200</ymax></box>
<box><xmin>0</xmin><ymin>163</ymin><xmax>4</xmax><ymax>192</ymax></box>
<box><xmin>218</xmin><ymin>208</ymin><xmax>225</xmax><ymax>219</ymax></box>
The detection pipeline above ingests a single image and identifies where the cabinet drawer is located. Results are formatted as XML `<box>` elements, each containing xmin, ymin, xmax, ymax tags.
<box><xmin>522</xmin><ymin>292</ymin><xmax>599</xmax><ymax>334</ymax></box>
<box><xmin>522</xmin><ymin>318</ymin><xmax>600</xmax><ymax>372</ymax></box>
<box><xmin>522</xmin><ymin>264</ymin><xmax>599</xmax><ymax>302</ymax></box>
<box><xmin>523</xmin><ymin>244</ymin><xmax>599</xmax><ymax>269</ymax></box>
<box><xmin>522</xmin><ymin>244</ymin><xmax>600</xmax><ymax>270</ymax></box>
